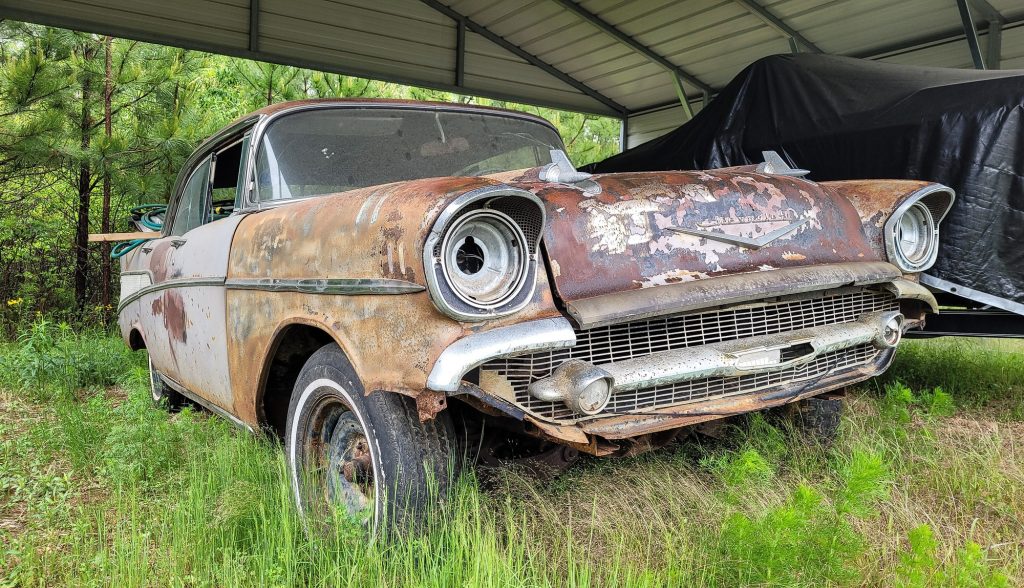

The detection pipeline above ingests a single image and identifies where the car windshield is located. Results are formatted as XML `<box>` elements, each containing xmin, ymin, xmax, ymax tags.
<box><xmin>254</xmin><ymin>107</ymin><xmax>564</xmax><ymax>202</ymax></box>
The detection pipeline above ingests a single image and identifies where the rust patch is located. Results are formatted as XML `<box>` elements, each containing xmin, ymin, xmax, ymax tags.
<box><xmin>161</xmin><ymin>290</ymin><xmax>188</xmax><ymax>344</ymax></box>
<box><xmin>223</xmin><ymin>177</ymin><xmax>562</xmax><ymax>427</ymax></box>
<box><xmin>510</xmin><ymin>170</ymin><xmax>881</xmax><ymax>301</ymax></box>
<box><xmin>415</xmin><ymin>389</ymin><xmax>447</xmax><ymax>422</ymax></box>
<box><xmin>821</xmin><ymin>179</ymin><xmax>934</xmax><ymax>253</ymax></box>
<box><xmin>150</xmin><ymin>297</ymin><xmax>163</xmax><ymax>316</ymax></box>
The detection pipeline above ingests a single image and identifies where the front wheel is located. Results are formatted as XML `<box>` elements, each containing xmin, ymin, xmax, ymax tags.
<box><xmin>285</xmin><ymin>343</ymin><xmax>455</xmax><ymax>533</ymax></box>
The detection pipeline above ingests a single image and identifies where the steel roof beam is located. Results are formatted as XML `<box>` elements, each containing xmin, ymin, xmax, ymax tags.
<box><xmin>956</xmin><ymin>0</ymin><xmax>987</xmax><ymax>68</ymax></box>
<box><xmin>849</xmin><ymin>14</ymin><xmax>1022</xmax><ymax>60</ymax></box>
<box><xmin>248</xmin><ymin>0</ymin><xmax>258</xmax><ymax>52</ymax></box>
<box><xmin>987</xmin><ymin>17</ymin><xmax>1002</xmax><ymax>69</ymax></box>
<box><xmin>732</xmin><ymin>0</ymin><xmax>822</xmax><ymax>53</ymax></box>
<box><xmin>549</xmin><ymin>0</ymin><xmax>714</xmax><ymax>95</ymax></box>
<box><xmin>455</xmin><ymin>18</ymin><xmax>465</xmax><ymax>87</ymax></box>
<box><xmin>418</xmin><ymin>0</ymin><xmax>627</xmax><ymax>115</ymax></box>
<box><xmin>967</xmin><ymin>0</ymin><xmax>1003</xmax><ymax>24</ymax></box>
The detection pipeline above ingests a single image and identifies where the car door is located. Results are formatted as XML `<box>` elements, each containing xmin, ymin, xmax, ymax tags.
<box><xmin>136</xmin><ymin>156</ymin><xmax>212</xmax><ymax>393</ymax></box>
<box><xmin>152</xmin><ymin>134</ymin><xmax>250</xmax><ymax>411</ymax></box>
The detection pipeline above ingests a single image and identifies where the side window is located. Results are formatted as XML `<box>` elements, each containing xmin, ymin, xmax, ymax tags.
<box><xmin>169</xmin><ymin>157</ymin><xmax>212</xmax><ymax>236</ymax></box>
<box><xmin>211</xmin><ymin>135</ymin><xmax>249</xmax><ymax>215</ymax></box>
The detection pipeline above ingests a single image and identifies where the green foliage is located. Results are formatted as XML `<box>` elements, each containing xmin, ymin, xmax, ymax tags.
<box><xmin>920</xmin><ymin>386</ymin><xmax>956</xmax><ymax>417</ymax></box>
<box><xmin>3</xmin><ymin>328</ymin><xmax>1024</xmax><ymax>586</ymax></box>
<box><xmin>0</xmin><ymin>317</ymin><xmax>139</xmax><ymax>397</ymax></box>
<box><xmin>834</xmin><ymin>445</ymin><xmax>891</xmax><ymax>516</ymax></box>
<box><xmin>715</xmin><ymin>484</ymin><xmax>863</xmax><ymax>586</ymax></box>
<box><xmin>0</xmin><ymin>24</ymin><xmax>622</xmax><ymax>321</ymax></box>
<box><xmin>897</xmin><ymin>525</ymin><xmax>1009</xmax><ymax>588</ymax></box>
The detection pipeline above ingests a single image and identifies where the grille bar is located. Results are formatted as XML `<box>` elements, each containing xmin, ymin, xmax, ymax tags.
<box><xmin>480</xmin><ymin>289</ymin><xmax>896</xmax><ymax>420</ymax></box>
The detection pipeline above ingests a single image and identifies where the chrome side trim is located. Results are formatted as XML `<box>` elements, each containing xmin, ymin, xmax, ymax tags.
<box><xmin>117</xmin><ymin>277</ymin><xmax>225</xmax><ymax>314</ymax></box>
<box><xmin>160</xmin><ymin>374</ymin><xmax>254</xmax><ymax>432</ymax></box>
<box><xmin>427</xmin><ymin>317</ymin><xmax>577</xmax><ymax>392</ymax></box>
<box><xmin>566</xmin><ymin>262</ymin><xmax>904</xmax><ymax>330</ymax></box>
<box><xmin>225</xmin><ymin>277</ymin><xmax>425</xmax><ymax>295</ymax></box>
<box><xmin>921</xmin><ymin>274</ymin><xmax>1024</xmax><ymax>315</ymax></box>
<box><xmin>527</xmin><ymin>312</ymin><xmax>900</xmax><ymax>395</ymax></box>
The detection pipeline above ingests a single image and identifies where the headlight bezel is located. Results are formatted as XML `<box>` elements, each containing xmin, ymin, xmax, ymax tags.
<box><xmin>424</xmin><ymin>186</ymin><xmax>546</xmax><ymax>321</ymax></box>
<box><xmin>884</xmin><ymin>185</ymin><xmax>954</xmax><ymax>273</ymax></box>
<box><xmin>439</xmin><ymin>208</ymin><xmax>529</xmax><ymax>309</ymax></box>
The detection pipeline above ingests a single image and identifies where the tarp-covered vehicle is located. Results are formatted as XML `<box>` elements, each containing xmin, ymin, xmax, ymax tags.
<box><xmin>109</xmin><ymin>99</ymin><xmax>953</xmax><ymax>530</ymax></box>
<box><xmin>589</xmin><ymin>54</ymin><xmax>1024</xmax><ymax>334</ymax></box>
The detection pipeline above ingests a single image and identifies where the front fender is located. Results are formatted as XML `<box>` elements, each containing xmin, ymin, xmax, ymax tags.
<box><xmin>822</xmin><ymin>180</ymin><xmax>955</xmax><ymax>261</ymax></box>
<box><xmin>224</xmin><ymin>178</ymin><xmax>561</xmax><ymax>425</ymax></box>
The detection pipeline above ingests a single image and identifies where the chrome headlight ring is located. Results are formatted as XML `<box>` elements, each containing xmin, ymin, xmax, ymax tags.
<box><xmin>884</xmin><ymin>185</ymin><xmax>954</xmax><ymax>273</ymax></box>
<box><xmin>424</xmin><ymin>186</ymin><xmax>546</xmax><ymax>322</ymax></box>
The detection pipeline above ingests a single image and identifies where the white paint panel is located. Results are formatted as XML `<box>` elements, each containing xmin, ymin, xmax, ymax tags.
<box><xmin>119</xmin><ymin>273</ymin><xmax>152</xmax><ymax>304</ymax></box>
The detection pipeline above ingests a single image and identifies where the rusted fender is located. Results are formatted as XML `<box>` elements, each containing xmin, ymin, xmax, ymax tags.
<box><xmin>820</xmin><ymin>179</ymin><xmax>935</xmax><ymax>253</ymax></box>
<box><xmin>225</xmin><ymin>176</ymin><xmax>561</xmax><ymax>426</ymax></box>
<box><xmin>507</xmin><ymin>170</ymin><xmax>879</xmax><ymax>302</ymax></box>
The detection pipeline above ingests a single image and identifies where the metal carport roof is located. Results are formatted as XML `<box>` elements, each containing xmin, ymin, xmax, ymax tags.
<box><xmin>3</xmin><ymin>0</ymin><xmax>1023</xmax><ymax>147</ymax></box>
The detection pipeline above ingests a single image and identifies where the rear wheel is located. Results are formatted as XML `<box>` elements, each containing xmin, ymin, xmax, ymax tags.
<box><xmin>286</xmin><ymin>343</ymin><xmax>455</xmax><ymax>533</ymax></box>
<box><xmin>149</xmin><ymin>355</ymin><xmax>185</xmax><ymax>410</ymax></box>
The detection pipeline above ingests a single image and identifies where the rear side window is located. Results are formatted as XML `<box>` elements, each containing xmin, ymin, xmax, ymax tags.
<box><xmin>169</xmin><ymin>157</ymin><xmax>212</xmax><ymax>236</ymax></box>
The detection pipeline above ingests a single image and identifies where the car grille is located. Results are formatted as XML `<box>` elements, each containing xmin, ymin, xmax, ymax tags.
<box><xmin>480</xmin><ymin>289</ymin><xmax>897</xmax><ymax>421</ymax></box>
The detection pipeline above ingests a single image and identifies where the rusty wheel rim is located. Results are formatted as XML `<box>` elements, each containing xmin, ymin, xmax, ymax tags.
<box><xmin>302</xmin><ymin>397</ymin><xmax>376</xmax><ymax>524</ymax></box>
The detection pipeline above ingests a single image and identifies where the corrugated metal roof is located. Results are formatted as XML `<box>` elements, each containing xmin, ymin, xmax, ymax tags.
<box><xmin>3</xmin><ymin>0</ymin><xmax>1022</xmax><ymax>126</ymax></box>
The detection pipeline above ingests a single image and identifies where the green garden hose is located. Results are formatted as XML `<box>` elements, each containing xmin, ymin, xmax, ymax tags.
<box><xmin>110</xmin><ymin>204</ymin><xmax>166</xmax><ymax>259</ymax></box>
<box><xmin>110</xmin><ymin>201</ymin><xmax>234</xmax><ymax>259</ymax></box>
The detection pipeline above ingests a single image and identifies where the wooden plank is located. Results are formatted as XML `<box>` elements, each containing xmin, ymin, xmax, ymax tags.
<box><xmin>88</xmin><ymin>231</ymin><xmax>158</xmax><ymax>243</ymax></box>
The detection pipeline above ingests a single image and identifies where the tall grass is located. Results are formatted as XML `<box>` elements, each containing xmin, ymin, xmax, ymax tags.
<box><xmin>1</xmin><ymin>321</ymin><xmax>1022</xmax><ymax>586</ymax></box>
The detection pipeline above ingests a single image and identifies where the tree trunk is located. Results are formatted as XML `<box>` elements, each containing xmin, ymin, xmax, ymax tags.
<box><xmin>101</xmin><ymin>36</ymin><xmax>113</xmax><ymax>312</ymax></box>
<box><xmin>73</xmin><ymin>43</ymin><xmax>95</xmax><ymax>311</ymax></box>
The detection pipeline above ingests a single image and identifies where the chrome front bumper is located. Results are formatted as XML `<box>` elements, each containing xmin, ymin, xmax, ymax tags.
<box><xmin>526</xmin><ymin>311</ymin><xmax>902</xmax><ymax>411</ymax></box>
<box><xmin>427</xmin><ymin>279</ymin><xmax>934</xmax><ymax>419</ymax></box>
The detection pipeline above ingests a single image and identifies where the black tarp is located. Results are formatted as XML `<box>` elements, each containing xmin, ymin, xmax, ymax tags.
<box><xmin>587</xmin><ymin>54</ymin><xmax>1024</xmax><ymax>312</ymax></box>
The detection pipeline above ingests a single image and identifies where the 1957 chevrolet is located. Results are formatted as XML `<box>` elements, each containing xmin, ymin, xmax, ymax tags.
<box><xmin>114</xmin><ymin>99</ymin><xmax>953</xmax><ymax>529</ymax></box>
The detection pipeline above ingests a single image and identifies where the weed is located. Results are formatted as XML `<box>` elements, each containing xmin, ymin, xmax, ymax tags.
<box><xmin>1</xmin><ymin>329</ymin><xmax>1023</xmax><ymax>586</ymax></box>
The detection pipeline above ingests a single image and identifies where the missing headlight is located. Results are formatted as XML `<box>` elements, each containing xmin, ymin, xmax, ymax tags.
<box><xmin>424</xmin><ymin>186</ymin><xmax>546</xmax><ymax>321</ymax></box>
<box><xmin>440</xmin><ymin>209</ymin><xmax>528</xmax><ymax>308</ymax></box>
<box><xmin>885</xmin><ymin>186</ymin><xmax>952</xmax><ymax>273</ymax></box>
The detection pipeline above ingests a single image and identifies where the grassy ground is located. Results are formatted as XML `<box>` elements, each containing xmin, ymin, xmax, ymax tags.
<box><xmin>1</xmin><ymin>321</ymin><xmax>1023</xmax><ymax>587</ymax></box>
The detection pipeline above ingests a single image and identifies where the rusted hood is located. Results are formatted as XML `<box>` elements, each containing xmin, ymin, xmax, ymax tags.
<box><xmin>505</xmin><ymin>169</ymin><xmax>879</xmax><ymax>302</ymax></box>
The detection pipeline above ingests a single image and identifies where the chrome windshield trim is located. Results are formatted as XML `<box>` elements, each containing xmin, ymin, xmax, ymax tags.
<box><xmin>427</xmin><ymin>317</ymin><xmax>577</xmax><ymax>392</ymax></box>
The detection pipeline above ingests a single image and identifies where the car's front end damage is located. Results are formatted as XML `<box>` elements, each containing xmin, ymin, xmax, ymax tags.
<box><xmin>421</xmin><ymin>162</ymin><xmax>953</xmax><ymax>457</ymax></box>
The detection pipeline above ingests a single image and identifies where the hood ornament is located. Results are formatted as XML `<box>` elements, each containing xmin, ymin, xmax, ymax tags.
<box><xmin>757</xmin><ymin>150</ymin><xmax>810</xmax><ymax>177</ymax></box>
<box><xmin>539</xmin><ymin>149</ymin><xmax>592</xmax><ymax>184</ymax></box>
<box><xmin>668</xmin><ymin>218</ymin><xmax>809</xmax><ymax>250</ymax></box>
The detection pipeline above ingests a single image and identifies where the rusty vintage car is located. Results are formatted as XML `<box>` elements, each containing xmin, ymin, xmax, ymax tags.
<box><xmin>114</xmin><ymin>99</ymin><xmax>953</xmax><ymax>528</ymax></box>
